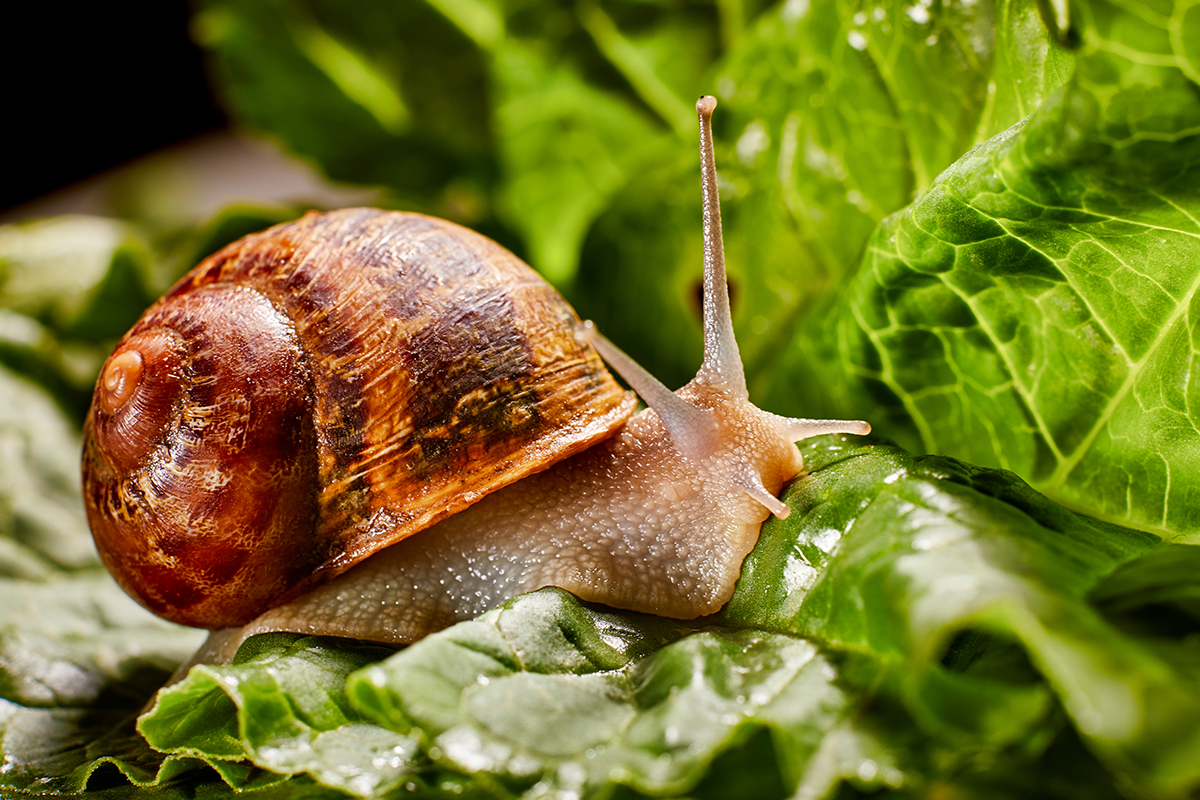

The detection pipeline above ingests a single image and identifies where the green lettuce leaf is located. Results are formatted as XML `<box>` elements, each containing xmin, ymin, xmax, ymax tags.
<box><xmin>0</xmin><ymin>366</ymin><xmax>205</xmax><ymax>795</ymax></box>
<box><xmin>714</xmin><ymin>0</ymin><xmax>1073</xmax><ymax>393</ymax></box>
<box><xmin>817</xmin><ymin>0</ymin><xmax>1200</xmax><ymax>536</ymax></box>
<box><xmin>0</xmin><ymin>365</ymin><xmax>94</xmax><ymax>577</ymax></box>
<box><xmin>193</xmin><ymin>0</ymin><xmax>495</xmax><ymax>213</ymax></box>
<box><xmin>10</xmin><ymin>437</ymin><xmax>1192</xmax><ymax>799</ymax></box>
<box><xmin>728</xmin><ymin>438</ymin><xmax>1199</xmax><ymax>795</ymax></box>
<box><xmin>141</xmin><ymin>634</ymin><xmax>419</xmax><ymax>796</ymax></box>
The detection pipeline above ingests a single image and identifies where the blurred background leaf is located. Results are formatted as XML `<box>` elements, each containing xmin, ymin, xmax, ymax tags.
<box><xmin>191</xmin><ymin>0</ymin><xmax>1074</xmax><ymax>397</ymax></box>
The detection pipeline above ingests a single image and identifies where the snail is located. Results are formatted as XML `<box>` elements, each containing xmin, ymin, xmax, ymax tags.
<box><xmin>81</xmin><ymin>97</ymin><xmax>869</xmax><ymax>664</ymax></box>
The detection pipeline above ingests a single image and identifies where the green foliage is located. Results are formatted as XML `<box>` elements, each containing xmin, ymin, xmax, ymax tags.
<box><xmin>8</xmin><ymin>438</ymin><xmax>1196</xmax><ymax>798</ymax></box>
<box><xmin>822</xmin><ymin>0</ymin><xmax>1200</xmax><ymax>537</ymax></box>
<box><xmin>3</xmin><ymin>0</ymin><xmax>1200</xmax><ymax>797</ymax></box>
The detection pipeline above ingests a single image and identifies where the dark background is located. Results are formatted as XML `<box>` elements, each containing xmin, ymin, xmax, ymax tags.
<box><xmin>3</xmin><ymin>5</ymin><xmax>225</xmax><ymax>211</ymax></box>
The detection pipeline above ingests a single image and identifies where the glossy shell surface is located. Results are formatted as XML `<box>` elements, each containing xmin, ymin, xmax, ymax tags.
<box><xmin>82</xmin><ymin>208</ymin><xmax>635</xmax><ymax>628</ymax></box>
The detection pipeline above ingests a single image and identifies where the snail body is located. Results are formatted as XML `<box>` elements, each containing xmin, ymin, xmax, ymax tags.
<box><xmin>82</xmin><ymin>98</ymin><xmax>869</xmax><ymax>661</ymax></box>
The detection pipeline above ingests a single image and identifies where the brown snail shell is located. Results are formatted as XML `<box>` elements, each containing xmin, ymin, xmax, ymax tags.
<box><xmin>81</xmin><ymin>209</ymin><xmax>635</xmax><ymax>629</ymax></box>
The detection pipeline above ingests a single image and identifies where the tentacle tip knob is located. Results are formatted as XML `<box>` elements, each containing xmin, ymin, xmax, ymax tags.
<box><xmin>697</xmin><ymin>95</ymin><xmax>717</xmax><ymax>116</ymax></box>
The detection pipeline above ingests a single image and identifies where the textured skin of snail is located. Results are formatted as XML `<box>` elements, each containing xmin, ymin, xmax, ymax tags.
<box><xmin>82</xmin><ymin>209</ymin><xmax>635</xmax><ymax>630</ymax></box>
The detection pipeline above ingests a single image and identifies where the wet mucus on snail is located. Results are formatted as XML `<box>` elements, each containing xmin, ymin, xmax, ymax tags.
<box><xmin>81</xmin><ymin>97</ymin><xmax>870</xmax><ymax>665</ymax></box>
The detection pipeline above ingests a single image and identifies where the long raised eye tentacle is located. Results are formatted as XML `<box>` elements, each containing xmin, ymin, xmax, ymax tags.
<box><xmin>576</xmin><ymin>321</ymin><xmax>720</xmax><ymax>464</ymax></box>
<box><xmin>694</xmin><ymin>95</ymin><xmax>747</xmax><ymax>398</ymax></box>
